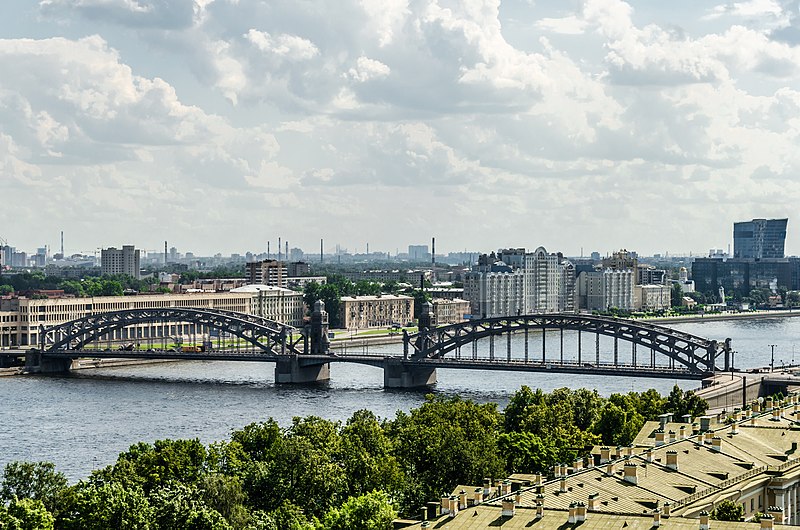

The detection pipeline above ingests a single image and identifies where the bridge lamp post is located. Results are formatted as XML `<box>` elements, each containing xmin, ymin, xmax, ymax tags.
<box><xmin>769</xmin><ymin>344</ymin><xmax>777</xmax><ymax>373</ymax></box>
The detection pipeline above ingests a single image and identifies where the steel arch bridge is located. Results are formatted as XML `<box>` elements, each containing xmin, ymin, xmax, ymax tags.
<box><xmin>39</xmin><ymin>307</ymin><xmax>305</xmax><ymax>355</ymax></box>
<box><xmin>404</xmin><ymin>313</ymin><xmax>731</xmax><ymax>374</ymax></box>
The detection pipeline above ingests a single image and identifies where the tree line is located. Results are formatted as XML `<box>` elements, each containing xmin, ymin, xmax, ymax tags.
<box><xmin>0</xmin><ymin>385</ymin><xmax>706</xmax><ymax>530</ymax></box>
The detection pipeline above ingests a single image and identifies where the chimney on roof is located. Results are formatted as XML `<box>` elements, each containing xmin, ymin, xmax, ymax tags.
<box><xmin>600</xmin><ymin>446</ymin><xmax>611</xmax><ymax>463</ymax></box>
<box><xmin>575</xmin><ymin>502</ymin><xmax>587</xmax><ymax>522</ymax></box>
<box><xmin>663</xmin><ymin>502</ymin><xmax>671</xmax><ymax>518</ymax></box>
<box><xmin>766</xmin><ymin>397</ymin><xmax>774</xmax><ymax>410</ymax></box>
<box><xmin>679</xmin><ymin>425</ymin><xmax>687</xmax><ymax>439</ymax></box>
<box><xmin>772</xmin><ymin>407</ymin><xmax>781</xmax><ymax>422</ymax></box>
<box><xmin>574</xmin><ymin>457</ymin><xmax>583</xmax><ymax>471</ymax></box>
<box><xmin>768</xmin><ymin>506</ymin><xmax>783</xmax><ymax>525</ymax></box>
<box><xmin>645</xmin><ymin>449</ymin><xmax>653</xmax><ymax>463</ymax></box>
<box><xmin>535</xmin><ymin>496</ymin><xmax>544</xmax><ymax>519</ymax></box>
<box><xmin>652</xmin><ymin>508</ymin><xmax>662</xmax><ymax>527</ymax></box>
<box><xmin>501</xmin><ymin>498</ymin><xmax>515</xmax><ymax>518</ymax></box>
<box><xmin>448</xmin><ymin>496</ymin><xmax>458</xmax><ymax>518</ymax></box>
<box><xmin>588</xmin><ymin>493</ymin><xmax>599</xmax><ymax>511</ymax></box>
<box><xmin>700</xmin><ymin>416</ymin><xmax>712</xmax><ymax>432</ymax></box>
<box><xmin>668</xmin><ymin>430</ymin><xmax>677</xmax><ymax>443</ymax></box>
<box><xmin>666</xmin><ymin>450</ymin><xmax>679</xmax><ymax>471</ymax></box>
<box><xmin>655</xmin><ymin>430</ymin><xmax>666</xmax><ymax>446</ymax></box>
<box><xmin>568</xmin><ymin>503</ymin><xmax>577</xmax><ymax>524</ymax></box>
<box><xmin>458</xmin><ymin>490</ymin><xmax>467</xmax><ymax>510</ymax></box>
<box><xmin>731</xmin><ymin>421</ymin><xmax>739</xmax><ymax>435</ymax></box>
<box><xmin>711</xmin><ymin>436</ymin><xmax>722</xmax><ymax>452</ymax></box>
<box><xmin>699</xmin><ymin>510</ymin><xmax>710</xmax><ymax>530</ymax></box>
<box><xmin>473</xmin><ymin>487</ymin><xmax>483</xmax><ymax>505</ymax></box>
<box><xmin>761</xmin><ymin>513</ymin><xmax>775</xmax><ymax>529</ymax></box>
<box><xmin>623</xmin><ymin>462</ymin><xmax>638</xmax><ymax>485</ymax></box>
<box><xmin>606</xmin><ymin>462</ymin><xmax>615</xmax><ymax>476</ymax></box>
<box><xmin>704</xmin><ymin>430</ymin><xmax>714</xmax><ymax>444</ymax></box>
<box><xmin>440</xmin><ymin>496</ymin><xmax>450</xmax><ymax>515</ymax></box>
<box><xmin>559</xmin><ymin>476</ymin><xmax>567</xmax><ymax>493</ymax></box>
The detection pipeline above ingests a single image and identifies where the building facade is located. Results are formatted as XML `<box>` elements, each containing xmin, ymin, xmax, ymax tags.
<box><xmin>431</xmin><ymin>298</ymin><xmax>470</xmax><ymax>326</ymax></box>
<box><xmin>245</xmin><ymin>259</ymin><xmax>287</xmax><ymax>288</ymax></box>
<box><xmin>338</xmin><ymin>295</ymin><xmax>414</xmax><ymax>329</ymax></box>
<box><xmin>0</xmin><ymin>291</ymin><xmax>304</xmax><ymax>349</ymax></box>
<box><xmin>100</xmin><ymin>245</ymin><xmax>140</xmax><ymax>279</ymax></box>
<box><xmin>577</xmin><ymin>269</ymin><xmax>635</xmax><ymax>311</ymax></box>
<box><xmin>691</xmin><ymin>257</ymin><xmax>800</xmax><ymax>298</ymax></box>
<box><xmin>634</xmin><ymin>284</ymin><xmax>671</xmax><ymax>312</ymax></box>
<box><xmin>463</xmin><ymin>257</ymin><xmax>525</xmax><ymax>318</ymax></box>
<box><xmin>734</xmin><ymin>218</ymin><xmax>787</xmax><ymax>259</ymax></box>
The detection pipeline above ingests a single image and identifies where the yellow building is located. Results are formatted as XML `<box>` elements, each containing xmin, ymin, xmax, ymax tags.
<box><xmin>0</xmin><ymin>290</ymin><xmax>303</xmax><ymax>349</ymax></box>
<box><xmin>339</xmin><ymin>295</ymin><xmax>414</xmax><ymax>329</ymax></box>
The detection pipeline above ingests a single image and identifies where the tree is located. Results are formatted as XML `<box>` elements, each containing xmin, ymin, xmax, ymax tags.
<box><xmin>711</xmin><ymin>499</ymin><xmax>744</xmax><ymax>521</ymax></box>
<box><xmin>1</xmin><ymin>461</ymin><xmax>68</xmax><ymax>514</ymax></box>
<box><xmin>58</xmin><ymin>481</ymin><xmax>152</xmax><ymax>530</ymax></box>
<box><xmin>665</xmin><ymin>385</ymin><xmax>708</xmax><ymax>419</ymax></box>
<box><xmin>388</xmin><ymin>395</ymin><xmax>504</xmax><ymax>513</ymax></box>
<box><xmin>0</xmin><ymin>284</ymin><xmax>14</xmax><ymax>295</ymax></box>
<box><xmin>340</xmin><ymin>410</ymin><xmax>403</xmax><ymax>498</ymax></box>
<box><xmin>319</xmin><ymin>491</ymin><xmax>396</xmax><ymax>530</ymax></box>
<box><xmin>671</xmin><ymin>283</ymin><xmax>683</xmax><ymax>308</ymax></box>
<box><xmin>149</xmin><ymin>482</ymin><xmax>233</xmax><ymax>530</ymax></box>
<box><xmin>0</xmin><ymin>497</ymin><xmax>55</xmax><ymax>530</ymax></box>
<box><xmin>267</xmin><ymin>501</ymin><xmax>315</xmax><ymax>530</ymax></box>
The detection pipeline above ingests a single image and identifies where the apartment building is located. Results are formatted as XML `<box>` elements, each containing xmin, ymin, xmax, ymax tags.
<box><xmin>339</xmin><ymin>295</ymin><xmax>414</xmax><ymax>329</ymax></box>
<box><xmin>431</xmin><ymin>298</ymin><xmax>470</xmax><ymax>326</ymax></box>
<box><xmin>245</xmin><ymin>259</ymin><xmax>287</xmax><ymax>288</ymax></box>
<box><xmin>100</xmin><ymin>245</ymin><xmax>140</xmax><ymax>279</ymax></box>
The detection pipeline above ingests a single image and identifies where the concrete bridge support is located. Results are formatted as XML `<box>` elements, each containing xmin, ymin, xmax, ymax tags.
<box><xmin>274</xmin><ymin>356</ymin><xmax>330</xmax><ymax>384</ymax></box>
<box><xmin>383</xmin><ymin>359</ymin><xmax>437</xmax><ymax>388</ymax></box>
<box><xmin>24</xmin><ymin>353</ymin><xmax>72</xmax><ymax>374</ymax></box>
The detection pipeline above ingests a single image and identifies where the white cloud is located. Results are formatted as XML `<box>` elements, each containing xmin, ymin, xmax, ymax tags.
<box><xmin>346</xmin><ymin>56</ymin><xmax>391</xmax><ymax>82</ymax></box>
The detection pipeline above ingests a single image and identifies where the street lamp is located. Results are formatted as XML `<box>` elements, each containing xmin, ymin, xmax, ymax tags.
<box><xmin>769</xmin><ymin>344</ymin><xmax>777</xmax><ymax>372</ymax></box>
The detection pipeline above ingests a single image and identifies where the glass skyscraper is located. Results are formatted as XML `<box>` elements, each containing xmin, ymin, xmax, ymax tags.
<box><xmin>733</xmin><ymin>218</ymin><xmax>788</xmax><ymax>259</ymax></box>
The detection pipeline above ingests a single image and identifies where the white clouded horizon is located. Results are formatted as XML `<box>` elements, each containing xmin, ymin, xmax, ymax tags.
<box><xmin>1</xmin><ymin>0</ymin><xmax>799</xmax><ymax>258</ymax></box>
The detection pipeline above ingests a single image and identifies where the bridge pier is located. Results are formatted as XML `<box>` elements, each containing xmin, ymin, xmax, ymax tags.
<box><xmin>24</xmin><ymin>353</ymin><xmax>72</xmax><ymax>374</ymax></box>
<box><xmin>383</xmin><ymin>359</ymin><xmax>437</xmax><ymax>389</ymax></box>
<box><xmin>274</xmin><ymin>356</ymin><xmax>330</xmax><ymax>384</ymax></box>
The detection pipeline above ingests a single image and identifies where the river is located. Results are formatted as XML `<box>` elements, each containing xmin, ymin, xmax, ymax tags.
<box><xmin>2</xmin><ymin>316</ymin><xmax>799</xmax><ymax>481</ymax></box>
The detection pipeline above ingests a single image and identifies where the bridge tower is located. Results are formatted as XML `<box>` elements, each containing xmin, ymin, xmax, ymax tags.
<box><xmin>275</xmin><ymin>300</ymin><xmax>331</xmax><ymax>384</ymax></box>
<box><xmin>385</xmin><ymin>300</ymin><xmax>437</xmax><ymax>388</ymax></box>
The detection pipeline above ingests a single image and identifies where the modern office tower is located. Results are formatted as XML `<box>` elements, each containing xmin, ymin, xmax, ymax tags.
<box><xmin>245</xmin><ymin>259</ymin><xmax>288</xmax><ymax>288</ymax></box>
<box><xmin>101</xmin><ymin>245</ymin><xmax>141</xmax><ymax>279</ymax></box>
<box><xmin>734</xmin><ymin>218</ymin><xmax>787</xmax><ymax>259</ymax></box>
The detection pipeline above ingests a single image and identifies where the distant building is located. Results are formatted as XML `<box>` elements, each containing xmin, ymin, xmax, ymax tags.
<box><xmin>407</xmin><ymin>245</ymin><xmax>431</xmax><ymax>262</ymax></box>
<box><xmin>734</xmin><ymin>218</ymin><xmax>787</xmax><ymax>259</ymax></box>
<box><xmin>431</xmin><ymin>298</ymin><xmax>470</xmax><ymax>326</ymax></box>
<box><xmin>286</xmin><ymin>276</ymin><xmax>327</xmax><ymax>289</ymax></box>
<box><xmin>342</xmin><ymin>270</ymin><xmax>428</xmax><ymax>286</ymax></box>
<box><xmin>339</xmin><ymin>294</ymin><xmax>414</xmax><ymax>329</ymax></box>
<box><xmin>426</xmin><ymin>287</ymin><xmax>465</xmax><ymax>300</ymax></box>
<box><xmin>692</xmin><ymin>257</ymin><xmax>800</xmax><ymax>297</ymax></box>
<box><xmin>637</xmin><ymin>266</ymin><xmax>667</xmax><ymax>285</ymax></box>
<box><xmin>634</xmin><ymin>284</ymin><xmax>671</xmax><ymax>312</ymax></box>
<box><xmin>229</xmin><ymin>285</ymin><xmax>304</xmax><ymax>326</ymax></box>
<box><xmin>463</xmin><ymin>255</ymin><xmax>525</xmax><ymax>318</ymax></box>
<box><xmin>287</xmin><ymin>261</ymin><xmax>310</xmax><ymax>277</ymax></box>
<box><xmin>674</xmin><ymin>266</ymin><xmax>695</xmax><ymax>293</ymax></box>
<box><xmin>245</xmin><ymin>259</ymin><xmax>287</xmax><ymax>288</ymax></box>
<box><xmin>101</xmin><ymin>245</ymin><xmax>140</xmax><ymax>279</ymax></box>
<box><xmin>577</xmin><ymin>269</ymin><xmax>635</xmax><ymax>311</ymax></box>
<box><xmin>602</xmin><ymin>249</ymin><xmax>638</xmax><ymax>271</ymax></box>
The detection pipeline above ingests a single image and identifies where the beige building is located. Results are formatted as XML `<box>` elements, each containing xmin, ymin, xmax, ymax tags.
<box><xmin>339</xmin><ymin>295</ymin><xmax>414</xmax><ymax>329</ymax></box>
<box><xmin>100</xmin><ymin>245</ymin><xmax>140</xmax><ymax>279</ymax></box>
<box><xmin>0</xmin><ymin>290</ymin><xmax>303</xmax><ymax>349</ymax></box>
<box><xmin>432</xmin><ymin>298</ymin><xmax>470</xmax><ymax>326</ymax></box>
<box><xmin>245</xmin><ymin>259</ymin><xmax>287</xmax><ymax>288</ymax></box>
<box><xmin>401</xmin><ymin>395</ymin><xmax>800</xmax><ymax>529</ymax></box>
<box><xmin>634</xmin><ymin>284</ymin><xmax>672</xmax><ymax>312</ymax></box>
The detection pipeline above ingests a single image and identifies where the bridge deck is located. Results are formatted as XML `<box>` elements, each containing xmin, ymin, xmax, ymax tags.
<box><xmin>33</xmin><ymin>350</ymin><xmax>704</xmax><ymax>379</ymax></box>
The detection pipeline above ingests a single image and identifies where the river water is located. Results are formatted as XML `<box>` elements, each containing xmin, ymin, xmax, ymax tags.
<box><xmin>2</xmin><ymin>316</ymin><xmax>799</xmax><ymax>481</ymax></box>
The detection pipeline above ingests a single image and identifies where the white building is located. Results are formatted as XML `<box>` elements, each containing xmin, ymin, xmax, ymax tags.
<box><xmin>101</xmin><ymin>245</ymin><xmax>140</xmax><ymax>279</ymax></box>
<box><xmin>463</xmin><ymin>263</ymin><xmax>525</xmax><ymax>318</ymax></box>
<box><xmin>229</xmin><ymin>285</ymin><xmax>305</xmax><ymax>326</ymax></box>
<box><xmin>634</xmin><ymin>284</ymin><xmax>671</xmax><ymax>312</ymax></box>
<box><xmin>524</xmin><ymin>247</ymin><xmax>561</xmax><ymax>313</ymax></box>
<box><xmin>577</xmin><ymin>269</ymin><xmax>635</xmax><ymax>311</ymax></box>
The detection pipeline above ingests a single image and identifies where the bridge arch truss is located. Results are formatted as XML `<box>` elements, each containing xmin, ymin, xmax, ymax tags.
<box><xmin>39</xmin><ymin>308</ymin><xmax>305</xmax><ymax>356</ymax></box>
<box><xmin>405</xmin><ymin>313</ymin><xmax>730</xmax><ymax>374</ymax></box>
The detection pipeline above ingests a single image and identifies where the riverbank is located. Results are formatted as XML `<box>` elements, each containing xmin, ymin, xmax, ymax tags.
<box><xmin>640</xmin><ymin>309</ymin><xmax>800</xmax><ymax>325</ymax></box>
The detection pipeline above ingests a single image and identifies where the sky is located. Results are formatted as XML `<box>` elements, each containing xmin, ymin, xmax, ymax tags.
<box><xmin>1</xmin><ymin>0</ymin><xmax>800</xmax><ymax>258</ymax></box>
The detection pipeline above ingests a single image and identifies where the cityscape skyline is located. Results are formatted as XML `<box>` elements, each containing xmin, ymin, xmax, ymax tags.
<box><xmin>2</xmin><ymin>1</ymin><xmax>800</xmax><ymax>255</ymax></box>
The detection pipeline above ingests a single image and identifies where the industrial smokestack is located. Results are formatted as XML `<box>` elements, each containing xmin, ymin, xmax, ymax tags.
<box><xmin>431</xmin><ymin>236</ymin><xmax>436</xmax><ymax>284</ymax></box>
<box><xmin>60</xmin><ymin>231</ymin><xmax>64</xmax><ymax>256</ymax></box>
<box><xmin>278</xmin><ymin>237</ymin><xmax>281</xmax><ymax>260</ymax></box>
<box><xmin>165</xmin><ymin>241</ymin><xmax>167</xmax><ymax>265</ymax></box>
<box><xmin>320</xmin><ymin>239</ymin><xmax>323</xmax><ymax>263</ymax></box>
<box><xmin>267</xmin><ymin>241</ymin><xmax>270</xmax><ymax>259</ymax></box>
<box><xmin>285</xmin><ymin>241</ymin><xmax>288</xmax><ymax>261</ymax></box>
